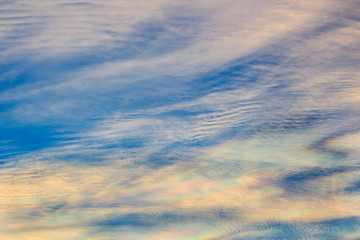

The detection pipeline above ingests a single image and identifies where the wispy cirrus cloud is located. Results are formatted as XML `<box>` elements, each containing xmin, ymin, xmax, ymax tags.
<box><xmin>0</xmin><ymin>0</ymin><xmax>338</xmax><ymax>120</ymax></box>
<box><xmin>1</xmin><ymin>0</ymin><xmax>360</xmax><ymax>239</ymax></box>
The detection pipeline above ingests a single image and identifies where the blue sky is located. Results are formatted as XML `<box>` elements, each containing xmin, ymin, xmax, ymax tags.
<box><xmin>1</xmin><ymin>1</ymin><xmax>360</xmax><ymax>239</ymax></box>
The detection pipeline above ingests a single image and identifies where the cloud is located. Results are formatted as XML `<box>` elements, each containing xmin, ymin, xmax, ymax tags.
<box><xmin>1</xmin><ymin>0</ymin><xmax>360</xmax><ymax>239</ymax></box>
<box><xmin>0</xmin><ymin>0</ymin><xmax>338</xmax><ymax>120</ymax></box>
<box><xmin>2</xmin><ymin>124</ymin><xmax>360</xmax><ymax>238</ymax></box>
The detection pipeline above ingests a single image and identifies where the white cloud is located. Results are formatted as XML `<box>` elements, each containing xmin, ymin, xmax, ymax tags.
<box><xmin>0</xmin><ymin>0</ymin><xmax>337</xmax><ymax>104</ymax></box>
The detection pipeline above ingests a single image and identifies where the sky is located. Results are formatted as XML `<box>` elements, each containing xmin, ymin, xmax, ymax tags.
<box><xmin>0</xmin><ymin>0</ymin><xmax>360</xmax><ymax>239</ymax></box>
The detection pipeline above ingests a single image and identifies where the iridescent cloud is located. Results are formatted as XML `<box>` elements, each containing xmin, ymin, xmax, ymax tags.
<box><xmin>0</xmin><ymin>0</ymin><xmax>359</xmax><ymax>239</ymax></box>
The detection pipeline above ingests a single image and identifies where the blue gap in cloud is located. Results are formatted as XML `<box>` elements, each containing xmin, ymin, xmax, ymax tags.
<box><xmin>345</xmin><ymin>180</ymin><xmax>360</xmax><ymax>193</ymax></box>
<box><xmin>92</xmin><ymin>210</ymin><xmax>237</xmax><ymax>229</ymax></box>
<box><xmin>0</xmin><ymin>57</ymin><xmax>80</xmax><ymax>91</ymax></box>
<box><xmin>226</xmin><ymin>217</ymin><xmax>360</xmax><ymax>240</ymax></box>
<box><xmin>105</xmin><ymin>138</ymin><xmax>146</xmax><ymax>149</ymax></box>
<box><xmin>189</xmin><ymin>54</ymin><xmax>282</xmax><ymax>95</ymax></box>
<box><xmin>0</xmin><ymin>124</ymin><xmax>74</xmax><ymax>158</ymax></box>
<box><xmin>280</xmin><ymin>165</ymin><xmax>358</xmax><ymax>194</ymax></box>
